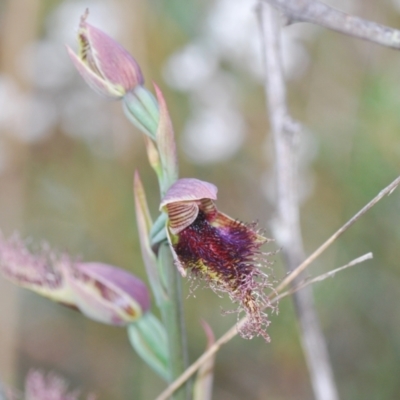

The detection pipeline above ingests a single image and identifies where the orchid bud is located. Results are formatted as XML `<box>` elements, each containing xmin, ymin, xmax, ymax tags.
<box><xmin>66</xmin><ymin>10</ymin><xmax>143</xmax><ymax>99</ymax></box>
<box><xmin>160</xmin><ymin>178</ymin><xmax>277</xmax><ymax>341</ymax></box>
<box><xmin>0</xmin><ymin>233</ymin><xmax>150</xmax><ymax>326</ymax></box>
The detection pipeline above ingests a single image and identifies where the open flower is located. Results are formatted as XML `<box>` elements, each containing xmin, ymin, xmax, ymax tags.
<box><xmin>160</xmin><ymin>178</ymin><xmax>276</xmax><ymax>341</ymax></box>
<box><xmin>0</xmin><ymin>233</ymin><xmax>150</xmax><ymax>326</ymax></box>
<box><xmin>66</xmin><ymin>10</ymin><xmax>143</xmax><ymax>99</ymax></box>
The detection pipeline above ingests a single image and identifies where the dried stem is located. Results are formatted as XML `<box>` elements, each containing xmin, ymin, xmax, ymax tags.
<box><xmin>263</xmin><ymin>0</ymin><xmax>400</xmax><ymax>49</ymax></box>
<box><xmin>257</xmin><ymin>3</ymin><xmax>338</xmax><ymax>400</ymax></box>
<box><xmin>276</xmin><ymin>252</ymin><xmax>373</xmax><ymax>301</ymax></box>
<box><xmin>155</xmin><ymin>252</ymin><xmax>372</xmax><ymax>400</ymax></box>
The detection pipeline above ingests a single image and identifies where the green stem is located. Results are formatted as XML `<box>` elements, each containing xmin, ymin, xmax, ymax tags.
<box><xmin>158</xmin><ymin>242</ymin><xmax>189</xmax><ymax>400</ymax></box>
<box><xmin>129</xmin><ymin>82</ymin><xmax>188</xmax><ymax>397</ymax></box>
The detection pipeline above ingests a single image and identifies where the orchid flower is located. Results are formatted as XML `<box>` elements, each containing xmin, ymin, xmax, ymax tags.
<box><xmin>160</xmin><ymin>178</ymin><xmax>277</xmax><ymax>341</ymax></box>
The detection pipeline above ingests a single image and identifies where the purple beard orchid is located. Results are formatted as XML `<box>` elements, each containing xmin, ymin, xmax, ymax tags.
<box><xmin>160</xmin><ymin>178</ymin><xmax>276</xmax><ymax>341</ymax></box>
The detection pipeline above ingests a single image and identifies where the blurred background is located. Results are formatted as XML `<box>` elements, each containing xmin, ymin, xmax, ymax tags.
<box><xmin>1</xmin><ymin>0</ymin><xmax>400</xmax><ymax>398</ymax></box>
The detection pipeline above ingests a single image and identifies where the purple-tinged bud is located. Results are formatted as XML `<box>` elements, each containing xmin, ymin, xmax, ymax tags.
<box><xmin>160</xmin><ymin>178</ymin><xmax>277</xmax><ymax>341</ymax></box>
<box><xmin>0</xmin><ymin>233</ymin><xmax>150</xmax><ymax>326</ymax></box>
<box><xmin>66</xmin><ymin>10</ymin><xmax>143</xmax><ymax>99</ymax></box>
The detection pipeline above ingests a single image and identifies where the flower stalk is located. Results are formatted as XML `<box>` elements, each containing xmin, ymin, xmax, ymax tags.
<box><xmin>134</xmin><ymin>172</ymin><xmax>189</xmax><ymax>397</ymax></box>
<box><xmin>126</xmin><ymin>81</ymin><xmax>188</xmax><ymax>397</ymax></box>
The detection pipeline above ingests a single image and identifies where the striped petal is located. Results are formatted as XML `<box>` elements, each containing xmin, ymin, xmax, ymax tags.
<box><xmin>165</xmin><ymin>201</ymin><xmax>199</xmax><ymax>235</ymax></box>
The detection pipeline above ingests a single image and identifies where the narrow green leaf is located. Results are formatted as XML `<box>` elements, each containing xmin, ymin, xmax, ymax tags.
<box><xmin>150</xmin><ymin>213</ymin><xmax>168</xmax><ymax>245</ymax></box>
<box><xmin>133</xmin><ymin>171</ymin><xmax>167</xmax><ymax>305</ymax></box>
<box><xmin>128</xmin><ymin>312</ymin><xmax>169</xmax><ymax>381</ymax></box>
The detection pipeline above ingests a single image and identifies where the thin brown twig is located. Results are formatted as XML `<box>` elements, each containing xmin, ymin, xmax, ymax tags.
<box><xmin>276</xmin><ymin>252</ymin><xmax>373</xmax><ymax>301</ymax></box>
<box><xmin>155</xmin><ymin>252</ymin><xmax>373</xmax><ymax>400</ymax></box>
<box><xmin>263</xmin><ymin>0</ymin><xmax>400</xmax><ymax>49</ymax></box>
